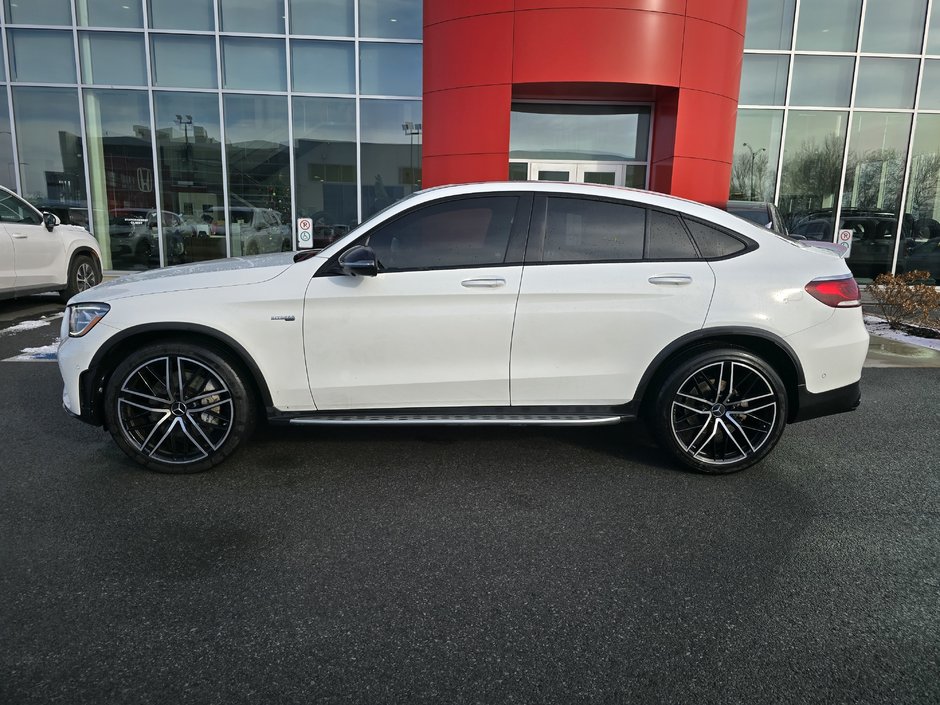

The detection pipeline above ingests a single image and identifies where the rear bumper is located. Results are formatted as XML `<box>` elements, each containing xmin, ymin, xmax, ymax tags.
<box><xmin>792</xmin><ymin>381</ymin><xmax>861</xmax><ymax>423</ymax></box>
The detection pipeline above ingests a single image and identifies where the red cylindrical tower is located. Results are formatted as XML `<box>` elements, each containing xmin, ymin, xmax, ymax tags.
<box><xmin>422</xmin><ymin>0</ymin><xmax>747</xmax><ymax>206</ymax></box>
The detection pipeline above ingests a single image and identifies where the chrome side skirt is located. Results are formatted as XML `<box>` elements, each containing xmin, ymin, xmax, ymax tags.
<box><xmin>288</xmin><ymin>414</ymin><xmax>625</xmax><ymax>427</ymax></box>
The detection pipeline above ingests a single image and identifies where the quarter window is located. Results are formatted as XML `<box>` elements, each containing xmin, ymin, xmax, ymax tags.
<box><xmin>684</xmin><ymin>219</ymin><xmax>748</xmax><ymax>258</ymax></box>
<box><xmin>366</xmin><ymin>196</ymin><xmax>518</xmax><ymax>271</ymax></box>
<box><xmin>0</xmin><ymin>190</ymin><xmax>41</xmax><ymax>224</ymax></box>
<box><xmin>647</xmin><ymin>210</ymin><xmax>699</xmax><ymax>260</ymax></box>
<box><xmin>542</xmin><ymin>197</ymin><xmax>645</xmax><ymax>262</ymax></box>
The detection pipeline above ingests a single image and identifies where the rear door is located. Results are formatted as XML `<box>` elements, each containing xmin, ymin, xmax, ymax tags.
<box><xmin>510</xmin><ymin>196</ymin><xmax>716</xmax><ymax>406</ymax></box>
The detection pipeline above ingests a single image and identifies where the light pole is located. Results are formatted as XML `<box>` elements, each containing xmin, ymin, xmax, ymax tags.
<box><xmin>175</xmin><ymin>114</ymin><xmax>193</xmax><ymax>163</ymax></box>
<box><xmin>742</xmin><ymin>142</ymin><xmax>765</xmax><ymax>200</ymax></box>
<box><xmin>402</xmin><ymin>121</ymin><xmax>422</xmax><ymax>192</ymax></box>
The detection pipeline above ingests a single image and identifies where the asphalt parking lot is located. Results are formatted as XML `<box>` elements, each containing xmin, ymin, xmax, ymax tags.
<box><xmin>1</xmin><ymin>296</ymin><xmax>938</xmax><ymax>704</ymax></box>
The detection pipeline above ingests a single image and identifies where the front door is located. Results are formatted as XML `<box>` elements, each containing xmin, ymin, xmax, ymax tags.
<box><xmin>528</xmin><ymin>161</ymin><xmax>629</xmax><ymax>187</ymax></box>
<box><xmin>303</xmin><ymin>193</ymin><xmax>531</xmax><ymax>410</ymax></box>
<box><xmin>0</xmin><ymin>190</ymin><xmax>62</xmax><ymax>289</ymax></box>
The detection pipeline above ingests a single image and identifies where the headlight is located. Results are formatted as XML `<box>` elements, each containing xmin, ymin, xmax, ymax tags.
<box><xmin>68</xmin><ymin>303</ymin><xmax>110</xmax><ymax>337</ymax></box>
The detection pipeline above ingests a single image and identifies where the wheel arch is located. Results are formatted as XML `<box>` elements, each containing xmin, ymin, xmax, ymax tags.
<box><xmin>635</xmin><ymin>327</ymin><xmax>805</xmax><ymax>423</ymax></box>
<box><xmin>67</xmin><ymin>246</ymin><xmax>103</xmax><ymax>282</ymax></box>
<box><xmin>82</xmin><ymin>323</ymin><xmax>274</xmax><ymax>427</ymax></box>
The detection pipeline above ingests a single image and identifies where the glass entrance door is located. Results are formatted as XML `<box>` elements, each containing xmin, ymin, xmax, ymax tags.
<box><xmin>527</xmin><ymin>161</ymin><xmax>629</xmax><ymax>187</ymax></box>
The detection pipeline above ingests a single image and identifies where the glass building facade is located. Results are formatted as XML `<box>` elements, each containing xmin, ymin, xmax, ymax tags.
<box><xmin>3</xmin><ymin>1</ymin><xmax>940</xmax><ymax>283</ymax></box>
<box><xmin>735</xmin><ymin>0</ymin><xmax>940</xmax><ymax>280</ymax></box>
<box><xmin>0</xmin><ymin>0</ymin><xmax>421</xmax><ymax>269</ymax></box>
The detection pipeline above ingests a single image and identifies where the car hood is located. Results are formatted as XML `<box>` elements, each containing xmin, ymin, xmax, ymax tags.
<box><xmin>71</xmin><ymin>252</ymin><xmax>296</xmax><ymax>303</ymax></box>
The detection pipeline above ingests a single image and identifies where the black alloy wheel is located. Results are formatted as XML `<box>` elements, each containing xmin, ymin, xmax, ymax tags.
<box><xmin>651</xmin><ymin>348</ymin><xmax>788</xmax><ymax>474</ymax></box>
<box><xmin>104</xmin><ymin>341</ymin><xmax>256</xmax><ymax>473</ymax></box>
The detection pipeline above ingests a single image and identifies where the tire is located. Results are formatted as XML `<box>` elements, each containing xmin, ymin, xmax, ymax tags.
<box><xmin>103</xmin><ymin>341</ymin><xmax>257</xmax><ymax>474</ymax></box>
<box><xmin>649</xmin><ymin>347</ymin><xmax>788</xmax><ymax>474</ymax></box>
<box><xmin>60</xmin><ymin>254</ymin><xmax>99</xmax><ymax>302</ymax></box>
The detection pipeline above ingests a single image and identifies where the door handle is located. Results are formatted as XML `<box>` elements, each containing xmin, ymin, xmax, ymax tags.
<box><xmin>461</xmin><ymin>277</ymin><xmax>506</xmax><ymax>288</ymax></box>
<box><xmin>11</xmin><ymin>234</ymin><xmax>27</xmax><ymax>239</ymax></box>
<box><xmin>648</xmin><ymin>274</ymin><xmax>692</xmax><ymax>286</ymax></box>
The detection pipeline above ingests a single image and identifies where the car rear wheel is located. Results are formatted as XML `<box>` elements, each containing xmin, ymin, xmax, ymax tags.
<box><xmin>651</xmin><ymin>348</ymin><xmax>788</xmax><ymax>474</ymax></box>
<box><xmin>61</xmin><ymin>254</ymin><xmax>98</xmax><ymax>302</ymax></box>
<box><xmin>103</xmin><ymin>341</ymin><xmax>256</xmax><ymax>473</ymax></box>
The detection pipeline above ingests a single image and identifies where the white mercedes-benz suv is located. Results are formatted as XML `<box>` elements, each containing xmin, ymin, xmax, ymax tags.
<box><xmin>58</xmin><ymin>182</ymin><xmax>868</xmax><ymax>475</ymax></box>
<box><xmin>0</xmin><ymin>185</ymin><xmax>102</xmax><ymax>301</ymax></box>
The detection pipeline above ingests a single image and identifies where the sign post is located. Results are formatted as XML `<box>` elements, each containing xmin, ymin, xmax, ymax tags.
<box><xmin>297</xmin><ymin>217</ymin><xmax>313</xmax><ymax>249</ymax></box>
<box><xmin>837</xmin><ymin>229</ymin><xmax>853</xmax><ymax>258</ymax></box>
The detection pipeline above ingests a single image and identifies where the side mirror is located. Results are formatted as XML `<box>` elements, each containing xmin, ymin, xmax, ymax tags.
<box><xmin>43</xmin><ymin>212</ymin><xmax>61</xmax><ymax>232</ymax></box>
<box><xmin>338</xmin><ymin>245</ymin><xmax>378</xmax><ymax>277</ymax></box>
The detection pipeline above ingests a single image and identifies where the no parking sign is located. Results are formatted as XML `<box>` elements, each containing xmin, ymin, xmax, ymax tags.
<box><xmin>297</xmin><ymin>217</ymin><xmax>313</xmax><ymax>249</ymax></box>
<box><xmin>837</xmin><ymin>229</ymin><xmax>853</xmax><ymax>258</ymax></box>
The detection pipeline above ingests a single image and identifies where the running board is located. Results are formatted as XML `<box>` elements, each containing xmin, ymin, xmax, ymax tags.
<box><xmin>288</xmin><ymin>414</ymin><xmax>625</xmax><ymax>427</ymax></box>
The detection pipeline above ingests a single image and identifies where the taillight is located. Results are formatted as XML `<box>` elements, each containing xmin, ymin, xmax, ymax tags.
<box><xmin>805</xmin><ymin>276</ymin><xmax>861</xmax><ymax>308</ymax></box>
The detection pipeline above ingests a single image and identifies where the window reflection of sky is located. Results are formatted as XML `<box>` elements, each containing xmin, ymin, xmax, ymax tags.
<box><xmin>510</xmin><ymin>106</ymin><xmax>650</xmax><ymax>162</ymax></box>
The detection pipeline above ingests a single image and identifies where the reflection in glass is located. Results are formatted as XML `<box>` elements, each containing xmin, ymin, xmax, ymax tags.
<box><xmin>744</xmin><ymin>0</ymin><xmax>796</xmax><ymax>50</ymax></box>
<box><xmin>0</xmin><ymin>88</ymin><xmax>15</xmax><ymax>191</ymax></box>
<box><xmin>508</xmin><ymin>162</ymin><xmax>528</xmax><ymax>181</ymax></box>
<box><xmin>223</xmin><ymin>94</ymin><xmax>293</xmax><ymax>256</ymax></box>
<box><xmin>861</xmin><ymin>0</ymin><xmax>927</xmax><ymax>54</ymax></box>
<box><xmin>290</xmin><ymin>0</ymin><xmax>354</xmax><ymax>36</ymax></box>
<box><xmin>779</xmin><ymin>111</ymin><xmax>849</xmax><ymax>240</ymax></box>
<box><xmin>220</xmin><ymin>0</ymin><xmax>285</xmax><ymax>34</ymax></box>
<box><xmin>841</xmin><ymin>113</ymin><xmax>912</xmax><ymax>280</ymax></box>
<box><xmin>222</xmin><ymin>38</ymin><xmax>287</xmax><ymax>92</ymax></box>
<box><xmin>510</xmin><ymin>104</ymin><xmax>651</xmax><ymax>161</ymax></box>
<box><xmin>360</xmin><ymin>99</ymin><xmax>421</xmax><ymax>218</ymax></box>
<box><xmin>900</xmin><ymin>115</ymin><xmax>940</xmax><ymax>282</ymax></box>
<box><xmin>4</xmin><ymin>0</ymin><xmax>71</xmax><ymax>25</ymax></box>
<box><xmin>789</xmin><ymin>56</ymin><xmax>854</xmax><ymax>108</ymax></box>
<box><xmin>149</xmin><ymin>0</ymin><xmax>214</xmax><ymax>31</ymax></box>
<box><xmin>795</xmin><ymin>0</ymin><xmax>862</xmax><ymax>52</ymax></box>
<box><xmin>729</xmin><ymin>109</ymin><xmax>784</xmax><ymax>202</ymax></box>
<box><xmin>155</xmin><ymin>92</ymin><xmax>227</xmax><ymax>264</ymax></box>
<box><xmin>855</xmin><ymin>58</ymin><xmax>919</xmax><ymax>110</ymax></box>
<box><xmin>11</xmin><ymin>87</ymin><xmax>86</xmax><ymax>226</ymax></box>
<box><xmin>929</xmin><ymin>3</ymin><xmax>940</xmax><ymax>54</ymax></box>
<box><xmin>79</xmin><ymin>33</ymin><xmax>147</xmax><ymax>86</ymax></box>
<box><xmin>293</xmin><ymin>97</ymin><xmax>357</xmax><ymax>248</ymax></box>
<box><xmin>920</xmin><ymin>61</ymin><xmax>940</xmax><ymax>110</ymax></box>
<box><xmin>9</xmin><ymin>30</ymin><xmax>77</xmax><ymax>84</ymax></box>
<box><xmin>291</xmin><ymin>41</ymin><xmax>355</xmax><ymax>94</ymax></box>
<box><xmin>359</xmin><ymin>43</ymin><xmax>422</xmax><ymax>96</ymax></box>
<box><xmin>359</xmin><ymin>0</ymin><xmax>422</xmax><ymax>39</ymax></box>
<box><xmin>151</xmin><ymin>35</ymin><xmax>218</xmax><ymax>89</ymax></box>
<box><xmin>739</xmin><ymin>55</ymin><xmax>789</xmax><ymax>106</ymax></box>
<box><xmin>77</xmin><ymin>0</ymin><xmax>144</xmax><ymax>27</ymax></box>
<box><xmin>84</xmin><ymin>90</ymin><xmax>158</xmax><ymax>270</ymax></box>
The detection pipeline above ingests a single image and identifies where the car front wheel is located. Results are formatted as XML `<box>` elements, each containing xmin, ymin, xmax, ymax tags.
<box><xmin>103</xmin><ymin>341</ymin><xmax>256</xmax><ymax>473</ymax></box>
<box><xmin>651</xmin><ymin>348</ymin><xmax>788</xmax><ymax>474</ymax></box>
<box><xmin>61</xmin><ymin>254</ymin><xmax>99</xmax><ymax>302</ymax></box>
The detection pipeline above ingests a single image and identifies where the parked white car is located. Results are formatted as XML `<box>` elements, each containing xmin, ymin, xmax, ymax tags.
<box><xmin>0</xmin><ymin>186</ymin><xmax>102</xmax><ymax>301</ymax></box>
<box><xmin>58</xmin><ymin>182</ymin><xmax>868</xmax><ymax>475</ymax></box>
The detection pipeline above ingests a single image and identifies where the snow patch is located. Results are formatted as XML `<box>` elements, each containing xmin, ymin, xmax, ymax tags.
<box><xmin>2</xmin><ymin>340</ymin><xmax>60</xmax><ymax>362</ymax></box>
<box><xmin>864</xmin><ymin>315</ymin><xmax>940</xmax><ymax>352</ymax></box>
<box><xmin>0</xmin><ymin>319</ymin><xmax>51</xmax><ymax>336</ymax></box>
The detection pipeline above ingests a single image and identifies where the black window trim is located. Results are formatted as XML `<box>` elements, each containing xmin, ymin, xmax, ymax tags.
<box><xmin>314</xmin><ymin>192</ymin><xmax>534</xmax><ymax>277</ymax></box>
<box><xmin>680</xmin><ymin>213</ymin><xmax>759</xmax><ymax>261</ymax></box>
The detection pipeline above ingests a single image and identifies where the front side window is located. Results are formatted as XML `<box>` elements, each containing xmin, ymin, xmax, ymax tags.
<box><xmin>0</xmin><ymin>190</ymin><xmax>42</xmax><ymax>224</ymax></box>
<box><xmin>541</xmin><ymin>197</ymin><xmax>645</xmax><ymax>262</ymax></box>
<box><xmin>366</xmin><ymin>196</ymin><xmax>518</xmax><ymax>271</ymax></box>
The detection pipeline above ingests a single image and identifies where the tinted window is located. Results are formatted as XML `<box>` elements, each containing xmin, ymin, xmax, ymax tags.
<box><xmin>366</xmin><ymin>196</ymin><xmax>518</xmax><ymax>271</ymax></box>
<box><xmin>0</xmin><ymin>191</ymin><xmax>41</xmax><ymax>224</ymax></box>
<box><xmin>684</xmin><ymin>220</ymin><xmax>748</xmax><ymax>259</ymax></box>
<box><xmin>542</xmin><ymin>197</ymin><xmax>645</xmax><ymax>262</ymax></box>
<box><xmin>647</xmin><ymin>211</ymin><xmax>698</xmax><ymax>259</ymax></box>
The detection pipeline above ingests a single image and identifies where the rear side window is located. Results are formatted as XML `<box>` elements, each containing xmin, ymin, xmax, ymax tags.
<box><xmin>647</xmin><ymin>210</ymin><xmax>699</xmax><ymax>259</ymax></box>
<box><xmin>542</xmin><ymin>197</ymin><xmax>645</xmax><ymax>262</ymax></box>
<box><xmin>683</xmin><ymin>218</ymin><xmax>748</xmax><ymax>258</ymax></box>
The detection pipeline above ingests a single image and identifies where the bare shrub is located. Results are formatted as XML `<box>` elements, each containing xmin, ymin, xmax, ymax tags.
<box><xmin>869</xmin><ymin>270</ymin><xmax>940</xmax><ymax>331</ymax></box>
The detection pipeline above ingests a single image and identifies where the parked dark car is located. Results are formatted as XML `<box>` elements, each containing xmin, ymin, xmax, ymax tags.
<box><xmin>723</xmin><ymin>201</ymin><xmax>792</xmax><ymax>238</ymax></box>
